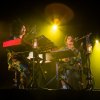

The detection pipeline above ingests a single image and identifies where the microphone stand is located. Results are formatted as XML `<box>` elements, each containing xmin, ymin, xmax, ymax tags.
<box><xmin>75</xmin><ymin>33</ymin><xmax>92</xmax><ymax>42</ymax></box>
<box><xmin>85</xmin><ymin>35</ymin><xmax>93</xmax><ymax>90</ymax></box>
<box><xmin>75</xmin><ymin>33</ymin><xmax>93</xmax><ymax>90</ymax></box>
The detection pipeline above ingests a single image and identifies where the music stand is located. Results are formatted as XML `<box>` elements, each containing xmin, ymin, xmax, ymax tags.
<box><xmin>29</xmin><ymin>35</ymin><xmax>57</xmax><ymax>88</ymax></box>
<box><xmin>51</xmin><ymin>50</ymin><xmax>75</xmax><ymax>89</ymax></box>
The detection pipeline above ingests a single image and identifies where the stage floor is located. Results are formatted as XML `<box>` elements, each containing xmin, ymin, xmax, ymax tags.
<box><xmin>0</xmin><ymin>88</ymin><xmax>100</xmax><ymax>99</ymax></box>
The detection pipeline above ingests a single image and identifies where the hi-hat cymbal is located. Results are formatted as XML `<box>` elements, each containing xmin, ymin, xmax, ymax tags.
<box><xmin>44</xmin><ymin>3</ymin><xmax>74</xmax><ymax>24</ymax></box>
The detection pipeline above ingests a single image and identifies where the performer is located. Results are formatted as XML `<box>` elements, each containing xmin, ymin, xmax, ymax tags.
<box><xmin>59</xmin><ymin>35</ymin><xmax>83</xmax><ymax>90</ymax></box>
<box><xmin>7</xmin><ymin>19</ymin><xmax>30</xmax><ymax>89</ymax></box>
<box><xmin>11</xmin><ymin>26</ymin><xmax>26</xmax><ymax>39</ymax></box>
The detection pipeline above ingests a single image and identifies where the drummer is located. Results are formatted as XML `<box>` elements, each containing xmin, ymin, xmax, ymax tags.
<box><xmin>59</xmin><ymin>34</ymin><xmax>83</xmax><ymax>90</ymax></box>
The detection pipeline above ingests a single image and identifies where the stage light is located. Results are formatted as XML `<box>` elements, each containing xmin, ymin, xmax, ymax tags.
<box><xmin>95</xmin><ymin>40</ymin><xmax>99</xmax><ymax>44</ymax></box>
<box><xmin>90</xmin><ymin>40</ymin><xmax>100</xmax><ymax>89</ymax></box>
<box><xmin>52</xmin><ymin>24</ymin><xmax>58</xmax><ymax>32</ymax></box>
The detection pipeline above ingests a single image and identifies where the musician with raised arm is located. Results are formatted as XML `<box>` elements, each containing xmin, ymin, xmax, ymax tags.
<box><xmin>7</xmin><ymin>19</ymin><xmax>30</xmax><ymax>89</ymax></box>
<box><xmin>9</xmin><ymin>19</ymin><xmax>26</xmax><ymax>40</ymax></box>
<box><xmin>59</xmin><ymin>34</ymin><xmax>83</xmax><ymax>90</ymax></box>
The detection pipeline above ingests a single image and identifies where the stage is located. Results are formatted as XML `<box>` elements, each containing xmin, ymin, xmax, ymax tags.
<box><xmin>0</xmin><ymin>88</ymin><xmax>100</xmax><ymax>99</ymax></box>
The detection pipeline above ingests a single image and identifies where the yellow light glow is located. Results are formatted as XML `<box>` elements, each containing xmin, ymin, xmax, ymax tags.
<box><xmin>39</xmin><ymin>22</ymin><xmax>65</xmax><ymax>47</ymax></box>
<box><xmin>95</xmin><ymin>40</ymin><xmax>99</xmax><ymax>44</ymax></box>
<box><xmin>52</xmin><ymin>24</ymin><xmax>58</xmax><ymax>32</ymax></box>
<box><xmin>90</xmin><ymin>42</ymin><xmax>100</xmax><ymax>89</ymax></box>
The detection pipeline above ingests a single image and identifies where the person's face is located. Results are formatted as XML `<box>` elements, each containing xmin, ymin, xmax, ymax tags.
<box><xmin>65</xmin><ymin>36</ymin><xmax>74</xmax><ymax>45</ymax></box>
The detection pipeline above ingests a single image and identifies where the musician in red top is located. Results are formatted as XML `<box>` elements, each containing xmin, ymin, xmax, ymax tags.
<box><xmin>59</xmin><ymin>34</ymin><xmax>83</xmax><ymax>90</ymax></box>
<box><xmin>7</xmin><ymin>20</ymin><xmax>30</xmax><ymax>89</ymax></box>
<box><xmin>10</xmin><ymin>19</ymin><xmax>26</xmax><ymax>40</ymax></box>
